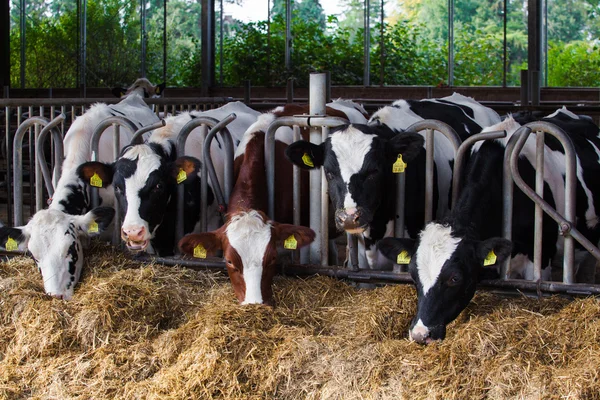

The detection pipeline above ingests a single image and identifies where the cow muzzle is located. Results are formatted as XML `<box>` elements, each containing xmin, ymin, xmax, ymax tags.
<box><xmin>121</xmin><ymin>226</ymin><xmax>150</xmax><ymax>251</ymax></box>
<box><xmin>335</xmin><ymin>208</ymin><xmax>367</xmax><ymax>234</ymax></box>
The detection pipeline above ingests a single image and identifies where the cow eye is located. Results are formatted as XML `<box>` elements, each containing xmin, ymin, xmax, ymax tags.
<box><xmin>448</xmin><ymin>273</ymin><xmax>462</xmax><ymax>285</ymax></box>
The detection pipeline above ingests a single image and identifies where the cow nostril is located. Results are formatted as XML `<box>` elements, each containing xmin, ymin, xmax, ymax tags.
<box><xmin>50</xmin><ymin>293</ymin><xmax>64</xmax><ymax>300</ymax></box>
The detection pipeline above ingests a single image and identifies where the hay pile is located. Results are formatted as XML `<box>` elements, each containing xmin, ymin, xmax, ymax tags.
<box><xmin>1</xmin><ymin>243</ymin><xmax>599</xmax><ymax>399</ymax></box>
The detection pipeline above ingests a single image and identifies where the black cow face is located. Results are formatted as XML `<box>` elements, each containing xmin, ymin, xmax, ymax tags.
<box><xmin>77</xmin><ymin>144</ymin><xmax>201</xmax><ymax>252</ymax></box>
<box><xmin>285</xmin><ymin>124</ymin><xmax>423</xmax><ymax>234</ymax></box>
<box><xmin>378</xmin><ymin>223</ymin><xmax>512</xmax><ymax>344</ymax></box>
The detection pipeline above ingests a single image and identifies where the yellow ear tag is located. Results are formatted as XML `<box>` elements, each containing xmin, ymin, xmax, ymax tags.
<box><xmin>302</xmin><ymin>153</ymin><xmax>314</xmax><ymax>168</ymax></box>
<box><xmin>90</xmin><ymin>173</ymin><xmax>103</xmax><ymax>188</ymax></box>
<box><xmin>193</xmin><ymin>244</ymin><xmax>207</xmax><ymax>259</ymax></box>
<box><xmin>483</xmin><ymin>250</ymin><xmax>497</xmax><ymax>266</ymax></box>
<box><xmin>176</xmin><ymin>168</ymin><xmax>187</xmax><ymax>184</ymax></box>
<box><xmin>397</xmin><ymin>250</ymin><xmax>411</xmax><ymax>265</ymax></box>
<box><xmin>284</xmin><ymin>235</ymin><xmax>298</xmax><ymax>250</ymax></box>
<box><xmin>5</xmin><ymin>237</ymin><xmax>18</xmax><ymax>251</ymax></box>
<box><xmin>392</xmin><ymin>154</ymin><xmax>407</xmax><ymax>173</ymax></box>
<box><xmin>88</xmin><ymin>221</ymin><xmax>99</xmax><ymax>234</ymax></box>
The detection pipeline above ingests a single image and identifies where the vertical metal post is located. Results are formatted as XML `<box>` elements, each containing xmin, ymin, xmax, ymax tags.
<box><xmin>285</xmin><ymin>0</ymin><xmax>291</xmax><ymax>72</ymax></box>
<box><xmin>363</xmin><ymin>0</ymin><xmax>370</xmax><ymax>85</ymax></box>
<box><xmin>292</xmin><ymin>126</ymin><xmax>301</xmax><ymax>227</ymax></box>
<box><xmin>163</xmin><ymin>0</ymin><xmax>167</xmax><ymax>84</ymax></box>
<box><xmin>140</xmin><ymin>0</ymin><xmax>147</xmax><ymax>78</ymax></box>
<box><xmin>448</xmin><ymin>0</ymin><xmax>454</xmax><ymax>86</ymax></box>
<box><xmin>533</xmin><ymin>131</ymin><xmax>545</xmax><ymax>280</ymax></box>
<box><xmin>0</xmin><ymin>0</ymin><xmax>9</xmax><ymax>90</ymax></box>
<box><xmin>528</xmin><ymin>0</ymin><xmax>542</xmax><ymax>104</ymax></box>
<box><xmin>379</xmin><ymin>0</ymin><xmax>384</xmax><ymax>86</ymax></box>
<box><xmin>35</xmin><ymin>108</ymin><xmax>43</xmax><ymax>212</ymax></box>
<box><xmin>531</xmin><ymin>70</ymin><xmax>540</xmax><ymax>106</ymax></box>
<box><xmin>502</xmin><ymin>133</ymin><xmax>520</xmax><ymax>280</ymax></box>
<box><xmin>503</xmin><ymin>0</ymin><xmax>507</xmax><ymax>87</ymax></box>
<box><xmin>520</xmin><ymin>69</ymin><xmax>529</xmax><ymax>105</ymax></box>
<box><xmin>20</xmin><ymin>0</ymin><xmax>25</xmax><ymax>89</ymax></box>
<box><xmin>219</xmin><ymin>0</ymin><xmax>223</xmax><ymax>85</ymax></box>
<box><xmin>309</xmin><ymin>73</ymin><xmax>326</xmax><ymax>264</ymax></box>
<box><xmin>5</xmin><ymin>106</ymin><xmax>12</xmax><ymax>226</ymax></box>
<box><xmin>394</xmin><ymin>170</ymin><xmax>406</xmax><ymax>238</ymax></box>
<box><xmin>286</xmin><ymin>78</ymin><xmax>294</xmax><ymax>103</ymax></box>
<box><xmin>425</xmin><ymin>129</ymin><xmax>435</xmax><ymax>223</ymax></box>
<box><xmin>81</xmin><ymin>0</ymin><xmax>87</xmax><ymax>97</ymax></box>
<box><xmin>201</xmin><ymin>0</ymin><xmax>215</xmax><ymax>95</ymax></box>
<box><xmin>321</xmin><ymin>126</ymin><xmax>329</xmax><ymax>267</ymax></box>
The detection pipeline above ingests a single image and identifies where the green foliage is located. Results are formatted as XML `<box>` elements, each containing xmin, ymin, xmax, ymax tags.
<box><xmin>8</xmin><ymin>0</ymin><xmax>600</xmax><ymax>88</ymax></box>
<box><xmin>548</xmin><ymin>41</ymin><xmax>600</xmax><ymax>87</ymax></box>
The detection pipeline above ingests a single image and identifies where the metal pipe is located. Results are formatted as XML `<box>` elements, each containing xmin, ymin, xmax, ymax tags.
<box><xmin>292</xmin><ymin>125</ymin><xmax>302</xmax><ymax>227</ymax></box>
<box><xmin>533</xmin><ymin>130</ymin><xmax>545</xmax><ymax>280</ymax></box>
<box><xmin>502</xmin><ymin>133</ymin><xmax>522</xmax><ymax>279</ymax></box>
<box><xmin>448</xmin><ymin>0</ymin><xmax>454</xmax><ymax>86</ymax></box>
<box><xmin>129</xmin><ymin>119</ymin><xmax>166</xmax><ymax>145</ymax></box>
<box><xmin>405</xmin><ymin>119</ymin><xmax>462</xmax><ymax>218</ymax></box>
<box><xmin>346</xmin><ymin>233</ymin><xmax>359</xmax><ymax>271</ymax></box>
<box><xmin>13</xmin><ymin>116</ymin><xmax>51</xmax><ymax>226</ymax></box>
<box><xmin>265</xmin><ymin>115</ymin><xmax>349</xmax><ymax>221</ymax></box>
<box><xmin>363</xmin><ymin>0</ymin><xmax>370</xmax><ymax>85</ymax></box>
<box><xmin>5</xmin><ymin>106</ymin><xmax>12</xmax><ymax>226</ymax></box>
<box><xmin>510</xmin><ymin>123</ymin><xmax>595</xmax><ymax>277</ymax></box>
<box><xmin>394</xmin><ymin>163</ymin><xmax>406</xmax><ymax>237</ymax></box>
<box><xmin>424</xmin><ymin>128</ymin><xmax>434</xmax><ymax>223</ymax></box>
<box><xmin>36</xmin><ymin>114</ymin><xmax>65</xmax><ymax>197</ymax></box>
<box><xmin>90</xmin><ymin>116</ymin><xmax>139</xmax><ymax>208</ymax></box>
<box><xmin>202</xmin><ymin>114</ymin><xmax>236</xmax><ymax>208</ymax></box>
<box><xmin>309</xmin><ymin>73</ymin><xmax>326</xmax><ymax>265</ymax></box>
<box><xmin>321</xmin><ymin>126</ymin><xmax>329</xmax><ymax>267</ymax></box>
<box><xmin>453</xmin><ymin>130</ymin><xmax>507</xmax><ymax>208</ymax></box>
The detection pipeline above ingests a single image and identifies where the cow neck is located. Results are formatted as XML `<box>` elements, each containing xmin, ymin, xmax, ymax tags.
<box><xmin>447</xmin><ymin>141</ymin><xmax>505</xmax><ymax>241</ymax></box>
<box><xmin>229</xmin><ymin>132</ymin><xmax>268</xmax><ymax>215</ymax></box>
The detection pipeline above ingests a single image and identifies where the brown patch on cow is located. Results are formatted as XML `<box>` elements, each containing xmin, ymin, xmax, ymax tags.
<box><xmin>178</xmin><ymin>229</ymin><xmax>224</xmax><ymax>257</ymax></box>
<box><xmin>172</xmin><ymin>157</ymin><xmax>200</xmax><ymax>182</ymax></box>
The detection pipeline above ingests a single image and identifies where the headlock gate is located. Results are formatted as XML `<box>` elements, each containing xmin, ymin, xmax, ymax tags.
<box><xmin>4</xmin><ymin>80</ymin><xmax>600</xmax><ymax>297</ymax></box>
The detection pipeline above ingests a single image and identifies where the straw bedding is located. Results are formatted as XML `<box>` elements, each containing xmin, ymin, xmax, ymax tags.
<box><xmin>1</xmin><ymin>243</ymin><xmax>599</xmax><ymax>399</ymax></box>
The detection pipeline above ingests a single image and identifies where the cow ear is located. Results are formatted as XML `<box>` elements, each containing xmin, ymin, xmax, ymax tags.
<box><xmin>171</xmin><ymin>156</ymin><xmax>201</xmax><ymax>184</ymax></box>
<box><xmin>77</xmin><ymin>162</ymin><xmax>114</xmax><ymax>188</ymax></box>
<box><xmin>75</xmin><ymin>207</ymin><xmax>115</xmax><ymax>237</ymax></box>
<box><xmin>111</xmin><ymin>87</ymin><xmax>127</xmax><ymax>98</ymax></box>
<box><xmin>0</xmin><ymin>226</ymin><xmax>29</xmax><ymax>251</ymax></box>
<box><xmin>285</xmin><ymin>141</ymin><xmax>324</xmax><ymax>170</ymax></box>
<box><xmin>154</xmin><ymin>82</ymin><xmax>166</xmax><ymax>96</ymax></box>
<box><xmin>477</xmin><ymin>237</ymin><xmax>512</xmax><ymax>268</ymax></box>
<box><xmin>377</xmin><ymin>237</ymin><xmax>417</xmax><ymax>265</ymax></box>
<box><xmin>178</xmin><ymin>232</ymin><xmax>222</xmax><ymax>256</ymax></box>
<box><xmin>386</xmin><ymin>132</ymin><xmax>424</xmax><ymax>163</ymax></box>
<box><xmin>272</xmin><ymin>223</ymin><xmax>315</xmax><ymax>249</ymax></box>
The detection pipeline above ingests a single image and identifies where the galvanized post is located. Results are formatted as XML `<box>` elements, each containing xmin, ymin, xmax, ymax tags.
<box><xmin>5</xmin><ymin>106</ymin><xmax>12</xmax><ymax>226</ymax></box>
<box><xmin>424</xmin><ymin>128</ymin><xmax>434</xmax><ymax>223</ymax></box>
<box><xmin>533</xmin><ymin>130</ymin><xmax>545</xmax><ymax>280</ymax></box>
<box><xmin>363</xmin><ymin>0</ymin><xmax>370</xmax><ymax>86</ymax></box>
<box><xmin>309</xmin><ymin>73</ymin><xmax>326</xmax><ymax>264</ymax></box>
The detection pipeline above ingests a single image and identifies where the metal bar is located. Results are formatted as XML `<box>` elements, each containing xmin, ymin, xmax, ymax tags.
<box><xmin>347</xmin><ymin>234</ymin><xmax>359</xmax><ymax>271</ymax></box>
<box><xmin>81</xmin><ymin>0</ymin><xmax>87</xmax><ymax>96</ymax></box>
<box><xmin>510</xmin><ymin>123</ymin><xmax>597</xmax><ymax>270</ymax></box>
<box><xmin>13</xmin><ymin>117</ymin><xmax>51</xmax><ymax>226</ymax></box>
<box><xmin>502</xmin><ymin>133</ymin><xmax>521</xmax><ymax>279</ymax></box>
<box><xmin>19</xmin><ymin>0</ymin><xmax>25</xmax><ymax>89</ymax></box>
<box><xmin>129</xmin><ymin>119</ymin><xmax>166</xmax><ymax>145</ymax></box>
<box><xmin>285</xmin><ymin>0</ymin><xmax>291</xmax><ymax>72</ymax></box>
<box><xmin>0</xmin><ymin>98</ymin><xmax>234</xmax><ymax>107</ymax></box>
<box><xmin>292</xmin><ymin>125</ymin><xmax>302</xmax><ymax>227</ymax></box>
<box><xmin>5</xmin><ymin>106</ymin><xmax>12</xmax><ymax>226</ymax></box>
<box><xmin>394</xmin><ymin>163</ymin><xmax>406</xmax><ymax>237</ymax></box>
<box><xmin>424</xmin><ymin>128</ymin><xmax>434</xmax><ymax>223</ymax></box>
<box><xmin>448</xmin><ymin>0</ymin><xmax>454</xmax><ymax>86</ymax></box>
<box><xmin>321</xmin><ymin>126</ymin><xmax>329</xmax><ymax>267</ymax></box>
<box><xmin>163</xmin><ymin>0</ymin><xmax>167</xmax><ymax>84</ymax></box>
<box><xmin>533</xmin><ymin>130</ymin><xmax>545</xmax><ymax>280</ymax></box>
<box><xmin>309</xmin><ymin>73</ymin><xmax>326</xmax><ymax>265</ymax></box>
<box><xmin>453</xmin><ymin>130</ymin><xmax>507</xmax><ymax>208</ymax></box>
<box><xmin>140</xmin><ymin>0</ymin><xmax>147</xmax><ymax>78</ymax></box>
<box><xmin>90</xmin><ymin>116</ymin><xmax>139</xmax><ymax>208</ymax></box>
<box><xmin>36</xmin><ymin>114</ymin><xmax>65</xmax><ymax>197</ymax></box>
<box><xmin>363</xmin><ymin>0</ymin><xmax>370</xmax><ymax>85</ymax></box>
<box><xmin>265</xmin><ymin>115</ymin><xmax>349</xmax><ymax>221</ymax></box>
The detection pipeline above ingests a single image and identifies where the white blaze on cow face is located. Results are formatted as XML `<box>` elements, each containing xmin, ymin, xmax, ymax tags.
<box><xmin>415</xmin><ymin>223</ymin><xmax>462</xmax><ymax>295</ymax></box>
<box><xmin>119</xmin><ymin>146</ymin><xmax>163</xmax><ymax>248</ymax></box>
<box><xmin>329</xmin><ymin>126</ymin><xmax>375</xmax><ymax>210</ymax></box>
<box><xmin>225</xmin><ymin>211</ymin><xmax>273</xmax><ymax>305</ymax></box>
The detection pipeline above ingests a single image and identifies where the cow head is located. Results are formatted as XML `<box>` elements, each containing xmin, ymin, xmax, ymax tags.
<box><xmin>178</xmin><ymin>210</ymin><xmax>315</xmax><ymax>306</ymax></box>
<box><xmin>111</xmin><ymin>78</ymin><xmax>166</xmax><ymax>98</ymax></box>
<box><xmin>0</xmin><ymin>207</ymin><xmax>114</xmax><ymax>300</ymax></box>
<box><xmin>77</xmin><ymin>144</ymin><xmax>202</xmax><ymax>253</ymax></box>
<box><xmin>285</xmin><ymin>123</ymin><xmax>423</xmax><ymax>234</ymax></box>
<box><xmin>377</xmin><ymin>223</ymin><xmax>512</xmax><ymax>344</ymax></box>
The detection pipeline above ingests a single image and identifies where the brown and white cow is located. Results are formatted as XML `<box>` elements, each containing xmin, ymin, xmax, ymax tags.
<box><xmin>178</xmin><ymin>100</ymin><xmax>369</xmax><ymax>305</ymax></box>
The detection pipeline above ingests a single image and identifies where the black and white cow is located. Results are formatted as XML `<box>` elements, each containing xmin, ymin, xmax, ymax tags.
<box><xmin>287</xmin><ymin>94</ymin><xmax>499</xmax><ymax>268</ymax></box>
<box><xmin>378</xmin><ymin>109</ymin><xmax>600</xmax><ymax>344</ymax></box>
<box><xmin>0</xmin><ymin>80</ymin><xmax>163</xmax><ymax>299</ymax></box>
<box><xmin>77</xmin><ymin>101</ymin><xmax>261</xmax><ymax>255</ymax></box>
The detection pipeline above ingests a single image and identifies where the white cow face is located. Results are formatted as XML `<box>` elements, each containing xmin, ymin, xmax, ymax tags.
<box><xmin>0</xmin><ymin>207</ymin><xmax>115</xmax><ymax>300</ymax></box>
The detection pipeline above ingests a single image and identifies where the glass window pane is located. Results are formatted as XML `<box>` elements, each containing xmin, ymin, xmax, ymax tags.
<box><xmin>546</xmin><ymin>0</ymin><xmax>600</xmax><ymax>87</ymax></box>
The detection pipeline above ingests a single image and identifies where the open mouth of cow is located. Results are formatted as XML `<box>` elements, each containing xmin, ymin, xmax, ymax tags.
<box><xmin>125</xmin><ymin>239</ymin><xmax>150</xmax><ymax>251</ymax></box>
<box><xmin>343</xmin><ymin>225</ymin><xmax>368</xmax><ymax>235</ymax></box>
